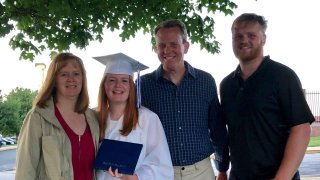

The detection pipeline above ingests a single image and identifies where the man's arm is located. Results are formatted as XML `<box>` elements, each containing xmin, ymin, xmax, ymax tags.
<box><xmin>274</xmin><ymin>123</ymin><xmax>311</xmax><ymax>180</ymax></box>
<box><xmin>208</xmin><ymin>88</ymin><xmax>230</xmax><ymax>173</ymax></box>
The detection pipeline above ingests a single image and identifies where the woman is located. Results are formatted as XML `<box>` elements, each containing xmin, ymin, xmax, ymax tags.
<box><xmin>94</xmin><ymin>53</ymin><xmax>173</xmax><ymax>180</ymax></box>
<box><xmin>16</xmin><ymin>53</ymin><xmax>99</xmax><ymax>180</ymax></box>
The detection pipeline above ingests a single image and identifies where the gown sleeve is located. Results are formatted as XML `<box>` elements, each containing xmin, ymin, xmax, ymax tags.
<box><xmin>134</xmin><ymin>110</ymin><xmax>174</xmax><ymax>180</ymax></box>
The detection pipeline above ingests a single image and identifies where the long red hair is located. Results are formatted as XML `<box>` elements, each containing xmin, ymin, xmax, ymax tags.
<box><xmin>96</xmin><ymin>75</ymin><xmax>138</xmax><ymax>140</ymax></box>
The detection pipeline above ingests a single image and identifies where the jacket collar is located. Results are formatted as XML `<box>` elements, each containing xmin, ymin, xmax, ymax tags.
<box><xmin>34</xmin><ymin>98</ymin><xmax>61</xmax><ymax>128</ymax></box>
<box><xmin>34</xmin><ymin>98</ymin><xmax>98</xmax><ymax>131</ymax></box>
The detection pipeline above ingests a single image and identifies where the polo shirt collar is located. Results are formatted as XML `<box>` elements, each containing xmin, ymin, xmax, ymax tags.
<box><xmin>232</xmin><ymin>55</ymin><xmax>270</xmax><ymax>78</ymax></box>
<box><xmin>154</xmin><ymin>61</ymin><xmax>196</xmax><ymax>80</ymax></box>
<box><xmin>232</xmin><ymin>65</ymin><xmax>241</xmax><ymax>78</ymax></box>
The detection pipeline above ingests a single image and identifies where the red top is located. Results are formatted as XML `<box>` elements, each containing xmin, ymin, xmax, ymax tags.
<box><xmin>55</xmin><ymin>105</ymin><xmax>95</xmax><ymax>180</ymax></box>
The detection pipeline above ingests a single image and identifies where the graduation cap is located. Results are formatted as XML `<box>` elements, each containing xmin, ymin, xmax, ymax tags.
<box><xmin>93</xmin><ymin>52</ymin><xmax>148</xmax><ymax>77</ymax></box>
<box><xmin>93</xmin><ymin>52</ymin><xmax>149</xmax><ymax>108</ymax></box>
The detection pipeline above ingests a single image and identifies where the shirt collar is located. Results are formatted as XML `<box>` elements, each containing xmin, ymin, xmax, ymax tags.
<box><xmin>232</xmin><ymin>55</ymin><xmax>270</xmax><ymax>78</ymax></box>
<box><xmin>155</xmin><ymin>61</ymin><xmax>196</xmax><ymax>80</ymax></box>
<box><xmin>232</xmin><ymin>65</ymin><xmax>241</xmax><ymax>78</ymax></box>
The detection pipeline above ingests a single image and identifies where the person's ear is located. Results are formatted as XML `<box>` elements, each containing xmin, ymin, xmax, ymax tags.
<box><xmin>183</xmin><ymin>41</ymin><xmax>190</xmax><ymax>54</ymax></box>
<box><xmin>262</xmin><ymin>34</ymin><xmax>266</xmax><ymax>45</ymax></box>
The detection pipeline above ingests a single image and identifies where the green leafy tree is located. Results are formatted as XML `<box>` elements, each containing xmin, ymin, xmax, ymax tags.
<box><xmin>0</xmin><ymin>0</ymin><xmax>237</xmax><ymax>61</ymax></box>
<box><xmin>0</xmin><ymin>87</ymin><xmax>37</xmax><ymax>136</ymax></box>
<box><xmin>0</xmin><ymin>99</ymin><xmax>20</xmax><ymax>136</ymax></box>
<box><xmin>0</xmin><ymin>90</ymin><xmax>3</xmax><ymax>101</ymax></box>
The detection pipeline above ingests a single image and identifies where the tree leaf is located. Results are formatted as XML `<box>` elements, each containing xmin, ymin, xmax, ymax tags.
<box><xmin>1</xmin><ymin>0</ymin><xmax>237</xmax><ymax>61</ymax></box>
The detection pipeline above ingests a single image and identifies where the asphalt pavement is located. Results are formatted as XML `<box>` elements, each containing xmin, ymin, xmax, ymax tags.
<box><xmin>1</xmin><ymin>145</ymin><xmax>319</xmax><ymax>180</ymax></box>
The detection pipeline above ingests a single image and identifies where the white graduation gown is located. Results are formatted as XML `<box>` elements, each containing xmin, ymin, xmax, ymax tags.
<box><xmin>96</xmin><ymin>106</ymin><xmax>174</xmax><ymax>180</ymax></box>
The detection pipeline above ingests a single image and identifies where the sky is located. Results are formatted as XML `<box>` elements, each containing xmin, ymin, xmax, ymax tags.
<box><xmin>1</xmin><ymin>0</ymin><xmax>320</xmax><ymax>107</ymax></box>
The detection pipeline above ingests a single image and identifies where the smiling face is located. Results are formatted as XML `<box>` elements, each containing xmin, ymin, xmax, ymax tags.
<box><xmin>55</xmin><ymin>60</ymin><xmax>83</xmax><ymax>100</ymax></box>
<box><xmin>232</xmin><ymin>21</ymin><xmax>266</xmax><ymax>63</ymax></box>
<box><xmin>155</xmin><ymin>27</ymin><xmax>189</xmax><ymax>72</ymax></box>
<box><xmin>104</xmin><ymin>74</ymin><xmax>130</xmax><ymax>105</ymax></box>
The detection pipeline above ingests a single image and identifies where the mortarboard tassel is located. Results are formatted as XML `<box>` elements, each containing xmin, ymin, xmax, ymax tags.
<box><xmin>136</xmin><ymin>67</ymin><xmax>141</xmax><ymax>108</ymax></box>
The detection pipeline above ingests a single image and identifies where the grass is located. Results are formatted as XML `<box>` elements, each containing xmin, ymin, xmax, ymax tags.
<box><xmin>309</xmin><ymin>136</ymin><xmax>320</xmax><ymax>147</ymax></box>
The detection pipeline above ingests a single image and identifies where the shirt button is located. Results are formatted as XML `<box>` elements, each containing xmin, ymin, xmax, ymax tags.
<box><xmin>179</xmin><ymin>127</ymin><xmax>182</xmax><ymax>130</ymax></box>
<box><xmin>178</xmin><ymin>110</ymin><xmax>180</xmax><ymax>113</ymax></box>
<box><xmin>181</xmin><ymin>167</ymin><xmax>185</xmax><ymax>170</ymax></box>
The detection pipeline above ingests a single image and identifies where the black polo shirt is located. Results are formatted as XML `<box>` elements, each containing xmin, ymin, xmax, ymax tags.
<box><xmin>220</xmin><ymin>56</ymin><xmax>315</xmax><ymax>179</ymax></box>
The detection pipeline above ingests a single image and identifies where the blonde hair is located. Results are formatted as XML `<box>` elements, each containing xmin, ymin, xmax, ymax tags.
<box><xmin>232</xmin><ymin>13</ymin><xmax>268</xmax><ymax>34</ymax></box>
<box><xmin>33</xmin><ymin>52</ymin><xmax>89</xmax><ymax>113</ymax></box>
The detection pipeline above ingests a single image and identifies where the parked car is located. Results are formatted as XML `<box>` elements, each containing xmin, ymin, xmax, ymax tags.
<box><xmin>5</xmin><ymin>137</ymin><xmax>17</xmax><ymax>144</ymax></box>
<box><xmin>2</xmin><ymin>137</ymin><xmax>15</xmax><ymax>145</ymax></box>
<box><xmin>0</xmin><ymin>134</ymin><xmax>3</xmax><ymax>147</ymax></box>
<box><xmin>8</xmin><ymin>136</ymin><xmax>17</xmax><ymax>144</ymax></box>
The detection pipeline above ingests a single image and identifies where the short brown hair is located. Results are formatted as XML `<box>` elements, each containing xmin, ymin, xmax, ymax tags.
<box><xmin>154</xmin><ymin>19</ymin><xmax>188</xmax><ymax>43</ymax></box>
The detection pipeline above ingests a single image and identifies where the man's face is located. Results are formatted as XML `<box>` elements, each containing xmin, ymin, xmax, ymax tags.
<box><xmin>232</xmin><ymin>22</ymin><xmax>266</xmax><ymax>62</ymax></box>
<box><xmin>155</xmin><ymin>27</ymin><xmax>189</xmax><ymax>72</ymax></box>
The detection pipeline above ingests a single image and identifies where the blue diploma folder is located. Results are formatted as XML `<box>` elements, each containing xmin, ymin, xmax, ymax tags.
<box><xmin>94</xmin><ymin>139</ymin><xmax>143</xmax><ymax>175</ymax></box>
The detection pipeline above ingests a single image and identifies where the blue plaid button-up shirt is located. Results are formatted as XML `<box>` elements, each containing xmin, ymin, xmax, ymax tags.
<box><xmin>140</xmin><ymin>61</ymin><xmax>229</xmax><ymax>171</ymax></box>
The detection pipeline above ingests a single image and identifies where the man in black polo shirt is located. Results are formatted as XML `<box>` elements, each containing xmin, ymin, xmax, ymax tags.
<box><xmin>220</xmin><ymin>13</ymin><xmax>315</xmax><ymax>180</ymax></box>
